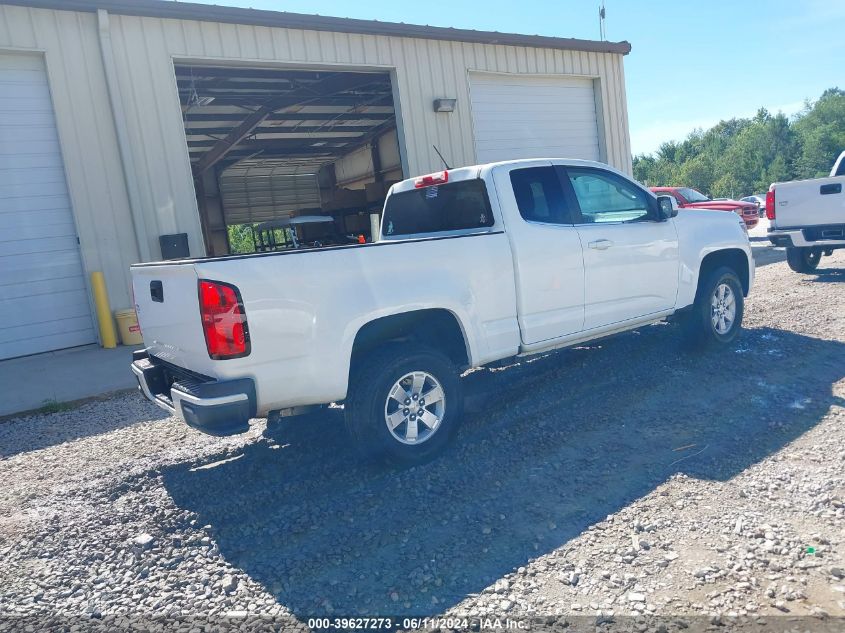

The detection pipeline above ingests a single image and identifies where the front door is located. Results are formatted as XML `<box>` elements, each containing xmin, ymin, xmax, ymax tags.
<box><xmin>563</xmin><ymin>166</ymin><xmax>679</xmax><ymax>331</ymax></box>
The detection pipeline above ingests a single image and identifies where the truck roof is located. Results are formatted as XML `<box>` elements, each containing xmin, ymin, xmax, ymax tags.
<box><xmin>389</xmin><ymin>158</ymin><xmax>616</xmax><ymax>194</ymax></box>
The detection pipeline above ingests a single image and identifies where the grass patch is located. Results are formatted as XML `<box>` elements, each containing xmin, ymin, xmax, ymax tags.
<box><xmin>39</xmin><ymin>399</ymin><xmax>77</xmax><ymax>414</ymax></box>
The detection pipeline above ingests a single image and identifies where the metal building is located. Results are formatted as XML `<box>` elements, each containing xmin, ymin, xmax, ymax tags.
<box><xmin>0</xmin><ymin>0</ymin><xmax>632</xmax><ymax>359</ymax></box>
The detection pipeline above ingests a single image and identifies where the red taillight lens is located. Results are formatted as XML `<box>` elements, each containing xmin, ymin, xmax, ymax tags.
<box><xmin>414</xmin><ymin>170</ymin><xmax>449</xmax><ymax>188</ymax></box>
<box><xmin>198</xmin><ymin>280</ymin><xmax>250</xmax><ymax>359</ymax></box>
<box><xmin>766</xmin><ymin>189</ymin><xmax>775</xmax><ymax>220</ymax></box>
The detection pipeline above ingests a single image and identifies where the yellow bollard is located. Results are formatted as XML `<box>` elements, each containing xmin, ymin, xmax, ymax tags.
<box><xmin>90</xmin><ymin>271</ymin><xmax>117</xmax><ymax>349</ymax></box>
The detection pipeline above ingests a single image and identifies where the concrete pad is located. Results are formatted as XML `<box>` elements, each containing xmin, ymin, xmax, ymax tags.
<box><xmin>0</xmin><ymin>344</ymin><xmax>141</xmax><ymax>417</ymax></box>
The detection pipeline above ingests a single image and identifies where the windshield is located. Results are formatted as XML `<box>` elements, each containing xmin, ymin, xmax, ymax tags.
<box><xmin>677</xmin><ymin>188</ymin><xmax>710</xmax><ymax>203</ymax></box>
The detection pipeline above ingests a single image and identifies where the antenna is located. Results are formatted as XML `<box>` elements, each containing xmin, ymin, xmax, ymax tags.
<box><xmin>599</xmin><ymin>1</ymin><xmax>606</xmax><ymax>41</ymax></box>
<box><xmin>432</xmin><ymin>145</ymin><xmax>452</xmax><ymax>170</ymax></box>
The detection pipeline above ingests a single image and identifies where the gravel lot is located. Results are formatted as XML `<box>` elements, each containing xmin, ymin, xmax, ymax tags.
<box><xmin>1</xmin><ymin>246</ymin><xmax>843</xmax><ymax>630</ymax></box>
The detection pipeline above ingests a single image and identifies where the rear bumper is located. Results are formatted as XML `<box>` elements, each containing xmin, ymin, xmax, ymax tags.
<box><xmin>131</xmin><ymin>350</ymin><xmax>256</xmax><ymax>436</ymax></box>
<box><xmin>768</xmin><ymin>226</ymin><xmax>845</xmax><ymax>249</ymax></box>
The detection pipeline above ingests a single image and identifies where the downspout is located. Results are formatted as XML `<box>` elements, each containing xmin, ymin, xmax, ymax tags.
<box><xmin>96</xmin><ymin>9</ymin><xmax>152</xmax><ymax>261</ymax></box>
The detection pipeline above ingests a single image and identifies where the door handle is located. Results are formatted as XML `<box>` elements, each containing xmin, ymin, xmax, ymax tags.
<box><xmin>150</xmin><ymin>280</ymin><xmax>163</xmax><ymax>303</ymax></box>
<box><xmin>588</xmin><ymin>239</ymin><xmax>614</xmax><ymax>250</ymax></box>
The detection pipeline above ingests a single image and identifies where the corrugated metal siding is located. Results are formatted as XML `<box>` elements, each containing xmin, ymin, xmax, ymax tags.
<box><xmin>0</xmin><ymin>4</ymin><xmax>138</xmax><ymax>313</ymax></box>
<box><xmin>105</xmin><ymin>12</ymin><xmax>632</xmax><ymax>250</ymax></box>
<box><xmin>0</xmin><ymin>4</ymin><xmax>632</xmax><ymax>287</ymax></box>
<box><xmin>333</xmin><ymin>129</ymin><xmax>403</xmax><ymax>188</ymax></box>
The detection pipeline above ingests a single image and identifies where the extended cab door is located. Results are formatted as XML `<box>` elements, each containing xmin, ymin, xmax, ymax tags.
<box><xmin>491</xmin><ymin>162</ymin><xmax>585</xmax><ymax>345</ymax></box>
<box><xmin>562</xmin><ymin>166</ymin><xmax>679</xmax><ymax>330</ymax></box>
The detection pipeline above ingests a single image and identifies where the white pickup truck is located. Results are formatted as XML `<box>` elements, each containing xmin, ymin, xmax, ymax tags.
<box><xmin>131</xmin><ymin>159</ymin><xmax>754</xmax><ymax>465</ymax></box>
<box><xmin>767</xmin><ymin>150</ymin><xmax>845</xmax><ymax>272</ymax></box>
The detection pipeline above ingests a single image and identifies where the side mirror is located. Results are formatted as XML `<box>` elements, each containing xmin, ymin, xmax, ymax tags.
<box><xmin>657</xmin><ymin>195</ymin><xmax>679</xmax><ymax>220</ymax></box>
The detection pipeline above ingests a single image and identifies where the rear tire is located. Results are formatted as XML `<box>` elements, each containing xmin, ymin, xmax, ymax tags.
<box><xmin>345</xmin><ymin>346</ymin><xmax>463</xmax><ymax>466</ymax></box>
<box><xmin>786</xmin><ymin>247</ymin><xmax>821</xmax><ymax>273</ymax></box>
<box><xmin>680</xmin><ymin>266</ymin><xmax>744</xmax><ymax>348</ymax></box>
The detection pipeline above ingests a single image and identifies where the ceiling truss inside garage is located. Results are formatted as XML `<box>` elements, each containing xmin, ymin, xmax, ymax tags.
<box><xmin>176</xmin><ymin>64</ymin><xmax>396</xmax><ymax>174</ymax></box>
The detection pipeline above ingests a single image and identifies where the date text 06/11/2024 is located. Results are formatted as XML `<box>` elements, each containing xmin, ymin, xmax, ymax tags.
<box><xmin>306</xmin><ymin>617</ymin><xmax>530</xmax><ymax>630</ymax></box>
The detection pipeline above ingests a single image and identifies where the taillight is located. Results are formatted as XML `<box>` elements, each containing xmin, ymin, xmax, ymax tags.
<box><xmin>198</xmin><ymin>280</ymin><xmax>250</xmax><ymax>359</ymax></box>
<box><xmin>414</xmin><ymin>170</ymin><xmax>449</xmax><ymax>188</ymax></box>
<box><xmin>766</xmin><ymin>189</ymin><xmax>775</xmax><ymax>220</ymax></box>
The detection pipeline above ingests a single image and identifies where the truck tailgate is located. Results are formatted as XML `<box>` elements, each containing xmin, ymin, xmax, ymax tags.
<box><xmin>774</xmin><ymin>176</ymin><xmax>845</xmax><ymax>227</ymax></box>
<box><xmin>131</xmin><ymin>264</ymin><xmax>217</xmax><ymax>376</ymax></box>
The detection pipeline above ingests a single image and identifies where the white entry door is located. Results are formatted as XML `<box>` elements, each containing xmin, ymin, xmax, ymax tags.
<box><xmin>469</xmin><ymin>72</ymin><xmax>602</xmax><ymax>163</ymax></box>
<box><xmin>0</xmin><ymin>53</ymin><xmax>96</xmax><ymax>360</ymax></box>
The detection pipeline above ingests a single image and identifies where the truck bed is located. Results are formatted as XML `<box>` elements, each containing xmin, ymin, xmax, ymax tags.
<box><xmin>131</xmin><ymin>232</ymin><xmax>520</xmax><ymax>414</ymax></box>
<box><xmin>771</xmin><ymin>175</ymin><xmax>845</xmax><ymax>228</ymax></box>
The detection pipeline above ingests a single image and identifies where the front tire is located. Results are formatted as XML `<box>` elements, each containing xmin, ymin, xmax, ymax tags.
<box><xmin>786</xmin><ymin>247</ymin><xmax>821</xmax><ymax>273</ymax></box>
<box><xmin>345</xmin><ymin>346</ymin><xmax>463</xmax><ymax>466</ymax></box>
<box><xmin>681</xmin><ymin>266</ymin><xmax>744</xmax><ymax>347</ymax></box>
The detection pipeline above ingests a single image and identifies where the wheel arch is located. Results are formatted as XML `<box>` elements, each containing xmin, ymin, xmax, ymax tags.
<box><xmin>696</xmin><ymin>248</ymin><xmax>751</xmax><ymax>298</ymax></box>
<box><xmin>349</xmin><ymin>308</ymin><xmax>473</xmax><ymax>378</ymax></box>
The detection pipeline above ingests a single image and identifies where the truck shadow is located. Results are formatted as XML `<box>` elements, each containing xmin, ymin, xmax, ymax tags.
<box><xmin>811</xmin><ymin>267</ymin><xmax>844</xmax><ymax>282</ymax></box>
<box><xmin>161</xmin><ymin>324</ymin><xmax>844</xmax><ymax>617</ymax></box>
<box><xmin>751</xmin><ymin>245</ymin><xmax>785</xmax><ymax>268</ymax></box>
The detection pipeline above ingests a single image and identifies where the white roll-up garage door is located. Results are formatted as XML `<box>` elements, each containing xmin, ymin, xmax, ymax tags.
<box><xmin>469</xmin><ymin>73</ymin><xmax>602</xmax><ymax>164</ymax></box>
<box><xmin>0</xmin><ymin>53</ymin><xmax>95</xmax><ymax>360</ymax></box>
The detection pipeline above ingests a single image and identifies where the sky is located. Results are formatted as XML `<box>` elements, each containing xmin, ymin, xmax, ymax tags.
<box><xmin>187</xmin><ymin>0</ymin><xmax>845</xmax><ymax>156</ymax></box>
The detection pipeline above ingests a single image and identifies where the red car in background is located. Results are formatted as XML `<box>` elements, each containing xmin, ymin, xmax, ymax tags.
<box><xmin>649</xmin><ymin>186</ymin><xmax>759</xmax><ymax>229</ymax></box>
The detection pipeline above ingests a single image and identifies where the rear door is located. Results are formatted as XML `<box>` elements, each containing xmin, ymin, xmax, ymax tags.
<box><xmin>492</xmin><ymin>162</ymin><xmax>585</xmax><ymax>345</ymax></box>
<box><xmin>563</xmin><ymin>166</ymin><xmax>679</xmax><ymax>330</ymax></box>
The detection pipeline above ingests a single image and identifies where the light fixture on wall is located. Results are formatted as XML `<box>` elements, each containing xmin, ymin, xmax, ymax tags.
<box><xmin>433</xmin><ymin>98</ymin><xmax>456</xmax><ymax>113</ymax></box>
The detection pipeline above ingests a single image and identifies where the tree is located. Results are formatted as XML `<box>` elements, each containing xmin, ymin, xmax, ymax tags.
<box><xmin>633</xmin><ymin>88</ymin><xmax>844</xmax><ymax>197</ymax></box>
<box><xmin>678</xmin><ymin>154</ymin><xmax>715</xmax><ymax>193</ymax></box>
<box><xmin>792</xmin><ymin>88</ymin><xmax>845</xmax><ymax>178</ymax></box>
<box><xmin>227</xmin><ymin>223</ymin><xmax>255</xmax><ymax>254</ymax></box>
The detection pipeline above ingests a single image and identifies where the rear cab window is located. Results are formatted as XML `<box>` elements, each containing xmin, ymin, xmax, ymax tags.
<box><xmin>382</xmin><ymin>179</ymin><xmax>494</xmax><ymax>238</ymax></box>
<box><xmin>509</xmin><ymin>166</ymin><xmax>575</xmax><ymax>224</ymax></box>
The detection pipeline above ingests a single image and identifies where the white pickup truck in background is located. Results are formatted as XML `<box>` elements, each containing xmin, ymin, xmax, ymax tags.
<box><xmin>767</xmin><ymin>150</ymin><xmax>845</xmax><ymax>272</ymax></box>
<box><xmin>131</xmin><ymin>159</ymin><xmax>754</xmax><ymax>465</ymax></box>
